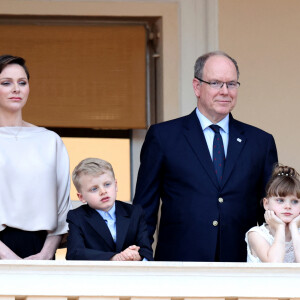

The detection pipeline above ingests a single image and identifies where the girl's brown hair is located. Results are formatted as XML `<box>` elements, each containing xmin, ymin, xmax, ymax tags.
<box><xmin>266</xmin><ymin>164</ymin><xmax>300</xmax><ymax>198</ymax></box>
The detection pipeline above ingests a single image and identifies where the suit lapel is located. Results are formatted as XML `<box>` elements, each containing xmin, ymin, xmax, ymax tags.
<box><xmin>183</xmin><ymin>110</ymin><xmax>219</xmax><ymax>189</ymax></box>
<box><xmin>85</xmin><ymin>205</ymin><xmax>116</xmax><ymax>250</ymax></box>
<box><xmin>221</xmin><ymin>115</ymin><xmax>246</xmax><ymax>188</ymax></box>
<box><xmin>115</xmin><ymin>201</ymin><xmax>131</xmax><ymax>253</ymax></box>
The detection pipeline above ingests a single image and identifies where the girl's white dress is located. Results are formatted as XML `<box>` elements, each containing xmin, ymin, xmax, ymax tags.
<box><xmin>245</xmin><ymin>223</ymin><xmax>297</xmax><ymax>263</ymax></box>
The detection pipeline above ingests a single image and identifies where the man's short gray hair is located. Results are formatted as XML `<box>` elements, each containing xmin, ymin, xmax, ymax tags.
<box><xmin>194</xmin><ymin>51</ymin><xmax>240</xmax><ymax>80</ymax></box>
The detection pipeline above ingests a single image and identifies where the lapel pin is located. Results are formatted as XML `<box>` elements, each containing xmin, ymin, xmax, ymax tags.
<box><xmin>237</xmin><ymin>138</ymin><xmax>242</xmax><ymax>143</ymax></box>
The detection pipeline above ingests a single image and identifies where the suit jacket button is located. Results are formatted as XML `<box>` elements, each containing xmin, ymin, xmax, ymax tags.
<box><xmin>213</xmin><ymin>220</ymin><xmax>218</xmax><ymax>226</ymax></box>
<box><xmin>218</xmin><ymin>197</ymin><xmax>224</xmax><ymax>203</ymax></box>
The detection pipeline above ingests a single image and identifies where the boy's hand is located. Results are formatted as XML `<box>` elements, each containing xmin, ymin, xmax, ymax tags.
<box><xmin>127</xmin><ymin>245</ymin><xmax>140</xmax><ymax>252</ymax></box>
<box><xmin>120</xmin><ymin>245</ymin><xmax>141</xmax><ymax>261</ymax></box>
<box><xmin>111</xmin><ymin>245</ymin><xmax>141</xmax><ymax>261</ymax></box>
<box><xmin>110</xmin><ymin>253</ymin><xmax>123</xmax><ymax>261</ymax></box>
<box><xmin>265</xmin><ymin>210</ymin><xmax>286</xmax><ymax>231</ymax></box>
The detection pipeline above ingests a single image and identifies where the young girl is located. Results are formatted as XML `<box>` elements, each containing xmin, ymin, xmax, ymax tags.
<box><xmin>245</xmin><ymin>165</ymin><xmax>300</xmax><ymax>262</ymax></box>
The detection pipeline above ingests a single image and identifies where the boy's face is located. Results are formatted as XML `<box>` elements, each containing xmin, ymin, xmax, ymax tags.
<box><xmin>77</xmin><ymin>171</ymin><xmax>118</xmax><ymax>212</ymax></box>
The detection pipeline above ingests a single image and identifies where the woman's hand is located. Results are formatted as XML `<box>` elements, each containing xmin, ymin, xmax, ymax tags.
<box><xmin>24</xmin><ymin>253</ymin><xmax>47</xmax><ymax>260</ymax></box>
<box><xmin>0</xmin><ymin>241</ymin><xmax>22</xmax><ymax>260</ymax></box>
<box><xmin>24</xmin><ymin>235</ymin><xmax>62</xmax><ymax>260</ymax></box>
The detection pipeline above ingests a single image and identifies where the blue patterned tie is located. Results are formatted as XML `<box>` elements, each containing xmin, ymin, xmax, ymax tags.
<box><xmin>210</xmin><ymin>125</ymin><xmax>225</xmax><ymax>185</ymax></box>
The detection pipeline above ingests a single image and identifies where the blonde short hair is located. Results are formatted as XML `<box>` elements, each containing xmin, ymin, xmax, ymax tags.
<box><xmin>72</xmin><ymin>158</ymin><xmax>115</xmax><ymax>192</ymax></box>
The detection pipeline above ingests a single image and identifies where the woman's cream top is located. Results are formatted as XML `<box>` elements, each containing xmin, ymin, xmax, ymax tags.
<box><xmin>0</xmin><ymin>127</ymin><xmax>71</xmax><ymax>236</ymax></box>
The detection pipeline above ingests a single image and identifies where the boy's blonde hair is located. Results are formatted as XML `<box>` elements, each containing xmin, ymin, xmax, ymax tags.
<box><xmin>72</xmin><ymin>158</ymin><xmax>115</xmax><ymax>192</ymax></box>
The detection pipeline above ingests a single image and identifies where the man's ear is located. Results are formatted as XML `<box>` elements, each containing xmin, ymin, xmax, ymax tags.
<box><xmin>192</xmin><ymin>78</ymin><xmax>201</xmax><ymax>98</ymax></box>
<box><xmin>77</xmin><ymin>192</ymin><xmax>87</xmax><ymax>204</ymax></box>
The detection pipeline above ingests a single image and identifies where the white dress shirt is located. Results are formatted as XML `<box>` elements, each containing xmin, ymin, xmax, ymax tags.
<box><xmin>97</xmin><ymin>204</ymin><xmax>117</xmax><ymax>242</ymax></box>
<box><xmin>97</xmin><ymin>203</ymin><xmax>147</xmax><ymax>260</ymax></box>
<box><xmin>196</xmin><ymin>108</ymin><xmax>229</xmax><ymax>159</ymax></box>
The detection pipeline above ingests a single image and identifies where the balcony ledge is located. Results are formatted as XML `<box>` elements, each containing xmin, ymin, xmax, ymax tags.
<box><xmin>0</xmin><ymin>261</ymin><xmax>299</xmax><ymax>299</ymax></box>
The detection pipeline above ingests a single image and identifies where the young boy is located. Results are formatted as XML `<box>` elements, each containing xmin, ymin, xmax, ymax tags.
<box><xmin>66</xmin><ymin>158</ymin><xmax>153</xmax><ymax>261</ymax></box>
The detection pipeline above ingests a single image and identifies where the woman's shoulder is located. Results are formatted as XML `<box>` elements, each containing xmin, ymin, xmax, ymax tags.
<box><xmin>19</xmin><ymin>126</ymin><xmax>66</xmax><ymax>150</ymax></box>
<box><xmin>25</xmin><ymin>125</ymin><xmax>62</xmax><ymax>140</ymax></box>
<box><xmin>22</xmin><ymin>121</ymin><xmax>36</xmax><ymax>127</ymax></box>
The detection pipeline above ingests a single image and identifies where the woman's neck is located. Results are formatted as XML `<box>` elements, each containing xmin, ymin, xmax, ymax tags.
<box><xmin>0</xmin><ymin>112</ymin><xmax>24</xmax><ymax>127</ymax></box>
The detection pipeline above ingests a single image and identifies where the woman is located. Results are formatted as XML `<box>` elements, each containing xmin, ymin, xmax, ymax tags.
<box><xmin>0</xmin><ymin>55</ymin><xmax>71</xmax><ymax>259</ymax></box>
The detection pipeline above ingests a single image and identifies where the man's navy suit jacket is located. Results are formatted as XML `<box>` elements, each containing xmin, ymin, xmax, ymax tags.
<box><xmin>66</xmin><ymin>200</ymin><xmax>153</xmax><ymax>261</ymax></box>
<box><xmin>133</xmin><ymin>110</ymin><xmax>278</xmax><ymax>262</ymax></box>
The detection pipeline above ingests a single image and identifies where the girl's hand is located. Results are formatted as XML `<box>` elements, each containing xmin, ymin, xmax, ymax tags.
<box><xmin>289</xmin><ymin>213</ymin><xmax>300</xmax><ymax>230</ymax></box>
<box><xmin>265</xmin><ymin>210</ymin><xmax>285</xmax><ymax>231</ymax></box>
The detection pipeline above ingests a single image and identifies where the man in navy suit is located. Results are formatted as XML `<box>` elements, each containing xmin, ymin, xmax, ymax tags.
<box><xmin>66</xmin><ymin>158</ymin><xmax>153</xmax><ymax>261</ymax></box>
<box><xmin>133</xmin><ymin>51</ymin><xmax>278</xmax><ymax>262</ymax></box>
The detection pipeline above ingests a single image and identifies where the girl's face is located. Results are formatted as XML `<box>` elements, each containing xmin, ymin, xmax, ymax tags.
<box><xmin>0</xmin><ymin>63</ymin><xmax>29</xmax><ymax>113</ymax></box>
<box><xmin>264</xmin><ymin>195</ymin><xmax>300</xmax><ymax>223</ymax></box>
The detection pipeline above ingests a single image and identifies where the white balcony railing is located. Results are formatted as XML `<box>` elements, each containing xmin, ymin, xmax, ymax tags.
<box><xmin>0</xmin><ymin>261</ymin><xmax>299</xmax><ymax>299</ymax></box>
